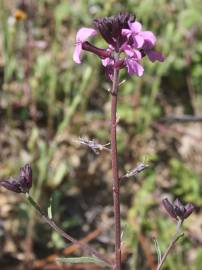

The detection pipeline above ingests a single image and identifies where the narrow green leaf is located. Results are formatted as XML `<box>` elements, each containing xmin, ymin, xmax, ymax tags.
<box><xmin>57</xmin><ymin>256</ymin><xmax>111</xmax><ymax>268</ymax></box>
<box><xmin>47</xmin><ymin>197</ymin><xmax>53</xmax><ymax>219</ymax></box>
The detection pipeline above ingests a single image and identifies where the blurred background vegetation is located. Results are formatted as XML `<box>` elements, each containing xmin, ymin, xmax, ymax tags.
<box><xmin>0</xmin><ymin>0</ymin><xmax>202</xmax><ymax>269</ymax></box>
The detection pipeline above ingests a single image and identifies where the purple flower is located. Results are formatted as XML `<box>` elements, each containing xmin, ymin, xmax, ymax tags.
<box><xmin>0</xmin><ymin>164</ymin><xmax>32</xmax><ymax>193</ymax></box>
<box><xmin>73</xmin><ymin>28</ymin><xmax>97</xmax><ymax>64</ymax></box>
<box><xmin>162</xmin><ymin>198</ymin><xmax>194</xmax><ymax>221</ymax></box>
<box><xmin>123</xmin><ymin>45</ymin><xmax>144</xmax><ymax>76</ymax></box>
<box><xmin>122</xmin><ymin>21</ymin><xmax>145</xmax><ymax>48</ymax></box>
<box><xmin>73</xmin><ymin>12</ymin><xmax>164</xmax><ymax>78</ymax></box>
<box><xmin>141</xmin><ymin>33</ymin><xmax>164</xmax><ymax>62</ymax></box>
<box><xmin>122</xmin><ymin>20</ymin><xmax>165</xmax><ymax>62</ymax></box>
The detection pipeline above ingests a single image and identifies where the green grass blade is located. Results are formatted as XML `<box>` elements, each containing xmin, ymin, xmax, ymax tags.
<box><xmin>57</xmin><ymin>256</ymin><xmax>111</xmax><ymax>268</ymax></box>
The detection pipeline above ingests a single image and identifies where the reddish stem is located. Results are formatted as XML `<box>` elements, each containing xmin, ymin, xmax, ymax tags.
<box><xmin>111</xmin><ymin>67</ymin><xmax>121</xmax><ymax>270</ymax></box>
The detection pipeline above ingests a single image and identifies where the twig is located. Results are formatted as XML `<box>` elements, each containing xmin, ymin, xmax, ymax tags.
<box><xmin>26</xmin><ymin>193</ymin><xmax>112</xmax><ymax>267</ymax></box>
<box><xmin>34</xmin><ymin>228</ymin><xmax>103</xmax><ymax>268</ymax></box>
<box><xmin>159</xmin><ymin>115</ymin><xmax>202</xmax><ymax>123</ymax></box>
<box><xmin>153</xmin><ymin>122</ymin><xmax>202</xmax><ymax>142</ymax></box>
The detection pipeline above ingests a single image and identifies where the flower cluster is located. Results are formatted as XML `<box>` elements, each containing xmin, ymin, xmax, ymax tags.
<box><xmin>0</xmin><ymin>164</ymin><xmax>32</xmax><ymax>193</ymax></box>
<box><xmin>73</xmin><ymin>12</ymin><xmax>164</xmax><ymax>78</ymax></box>
<box><xmin>162</xmin><ymin>198</ymin><xmax>194</xmax><ymax>221</ymax></box>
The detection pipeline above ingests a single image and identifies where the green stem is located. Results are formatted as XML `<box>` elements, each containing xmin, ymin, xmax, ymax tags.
<box><xmin>157</xmin><ymin>220</ymin><xmax>184</xmax><ymax>270</ymax></box>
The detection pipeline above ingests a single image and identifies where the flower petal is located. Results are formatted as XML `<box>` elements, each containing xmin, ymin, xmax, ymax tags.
<box><xmin>125</xmin><ymin>59</ymin><xmax>144</xmax><ymax>76</ymax></box>
<box><xmin>133</xmin><ymin>50</ymin><xmax>142</xmax><ymax>60</ymax></box>
<box><xmin>133</xmin><ymin>34</ymin><xmax>144</xmax><ymax>48</ymax></box>
<box><xmin>73</xmin><ymin>28</ymin><xmax>97</xmax><ymax>64</ymax></box>
<box><xmin>102</xmin><ymin>57</ymin><xmax>114</xmax><ymax>67</ymax></box>
<box><xmin>76</xmin><ymin>27</ymin><xmax>97</xmax><ymax>43</ymax></box>
<box><xmin>141</xmin><ymin>31</ymin><xmax>156</xmax><ymax>47</ymax></box>
<box><xmin>122</xmin><ymin>28</ymin><xmax>131</xmax><ymax>37</ymax></box>
<box><xmin>73</xmin><ymin>43</ymin><xmax>82</xmax><ymax>64</ymax></box>
<box><xmin>147</xmin><ymin>50</ymin><xmax>165</xmax><ymax>62</ymax></box>
<box><xmin>123</xmin><ymin>45</ymin><xmax>142</xmax><ymax>60</ymax></box>
<box><xmin>129</xmin><ymin>21</ymin><xmax>142</xmax><ymax>33</ymax></box>
<box><xmin>123</xmin><ymin>45</ymin><xmax>134</xmax><ymax>57</ymax></box>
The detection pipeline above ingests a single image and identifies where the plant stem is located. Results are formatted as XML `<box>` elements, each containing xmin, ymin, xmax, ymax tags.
<box><xmin>111</xmin><ymin>67</ymin><xmax>121</xmax><ymax>270</ymax></box>
<box><xmin>157</xmin><ymin>220</ymin><xmax>184</xmax><ymax>270</ymax></box>
<box><xmin>26</xmin><ymin>193</ymin><xmax>111</xmax><ymax>267</ymax></box>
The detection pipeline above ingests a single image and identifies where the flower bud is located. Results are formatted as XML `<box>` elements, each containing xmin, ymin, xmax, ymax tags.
<box><xmin>0</xmin><ymin>164</ymin><xmax>32</xmax><ymax>193</ymax></box>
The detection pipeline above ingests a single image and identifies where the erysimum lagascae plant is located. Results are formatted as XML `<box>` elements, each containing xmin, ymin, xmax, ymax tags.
<box><xmin>0</xmin><ymin>12</ymin><xmax>195</xmax><ymax>270</ymax></box>
<box><xmin>73</xmin><ymin>12</ymin><xmax>165</xmax><ymax>270</ymax></box>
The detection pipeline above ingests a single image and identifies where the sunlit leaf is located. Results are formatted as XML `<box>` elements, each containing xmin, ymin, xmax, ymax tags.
<box><xmin>57</xmin><ymin>256</ymin><xmax>111</xmax><ymax>268</ymax></box>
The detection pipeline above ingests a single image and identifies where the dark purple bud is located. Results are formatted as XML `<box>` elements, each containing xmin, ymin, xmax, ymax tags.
<box><xmin>173</xmin><ymin>198</ymin><xmax>186</xmax><ymax>219</ymax></box>
<box><xmin>174</xmin><ymin>198</ymin><xmax>184</xmax><ymax>210</ymax></box>
<box><xmin>0</xmin><ymin>164</ymin><xmax>32</xmax><ymax>193</ymax></box>
<box><xmin>82</xmin><ymin>42</ymin><xmax>111</xmax><ymax>59</ymax></box>
<box><xmin>184</xmin><ymin>203</ymin><xmax>195</xmax><ymax>219</ymax></box>
<box><xmin>93</xmin><ymin>12</ymin><xmax>135</xmax><ymax>52</ymax></box>
<box><xmin>162</xmin><ymin>198</ymin><xmax>178</xmax><ymax>220</ymax></box>
<box><xmin>20</xmin><ymin>164</ymin><xmax>32</xmax><ymax>190</ymax></box>
<box><xmin>0</xmin><ymin>178</ymin><xmax>22</xmax><ymax>193</ymax></box>
<box><xmin>162</xmin><ymin>197</ymin><xmax>194</xmax><ymax>221</ymax></box>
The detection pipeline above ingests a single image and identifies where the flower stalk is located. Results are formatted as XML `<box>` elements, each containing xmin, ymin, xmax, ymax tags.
<box><xmin>157</xmin><ymin>220</ymin><xmax>184</xmax><ymax>270</ymax></box>
<box><xmin>157</xmin><ymin>198</ymin><xmax>194</xmax><ymax>269</ymax></box>
<box><xmin>111</xmin><ymin>66</ymin><xmax>121</xmax><ymax>270</ymax></box>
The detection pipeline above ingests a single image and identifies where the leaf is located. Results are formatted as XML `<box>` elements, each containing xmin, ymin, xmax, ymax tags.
<box><xmin>57</xmin><ymin>256</ymin><xmax>111</xmax><ymax>268</ymax></box>
<box><xmin>47</xmin><ymin>197</ymin><xmax>53</xmax><ymax>219</ymax></box>
<box><xmin>154</xmin><ymin>238</ymin><xmax>162</xmax><ymax>265</ymax></box>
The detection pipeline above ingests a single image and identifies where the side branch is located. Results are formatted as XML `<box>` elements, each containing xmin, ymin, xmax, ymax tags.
<box><xmin>157</xmin><ymin>220</ymin><xmax>184</xmax><ymax>270</ymax></box>
<box><xmin>26</xmin><ymin>193</ymin><xmax>111</xmax><ymax>266</ymax></box>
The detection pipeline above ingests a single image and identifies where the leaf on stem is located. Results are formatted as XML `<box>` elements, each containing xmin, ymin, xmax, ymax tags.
<box><xmin>48</xmin><ymin>197</ymin><xmax>53</xmax><ymax>220</ymax></box>
<box><xmin>121</xmin><ymin>162</ymin><xmax>149</xmax><ymax>179</ymax></box>
<box><xmin>57</xmin><ymin>256</ymin><xmax>111</xmax><ymax>268</ymax></box>
<box><xmin>154</xmin><ymin>238</ymin><xmax>162</xmax><ymax>265</ymax></box>
<box><xmin>77</xmin><ymin>137</ymin><xmax>110</xmax><ymax>154</ymax></box>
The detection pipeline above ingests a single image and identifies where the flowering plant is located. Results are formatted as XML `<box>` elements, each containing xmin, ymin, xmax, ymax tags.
<box><xmin>73</xmin><ymin>14</ymin><xmax>165</xmax><ymax>269</ymax></box>
<box><xmin>0</xmin><ymin>12</ymin><xmax>195</xmax><ymax>270</ymax></box>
